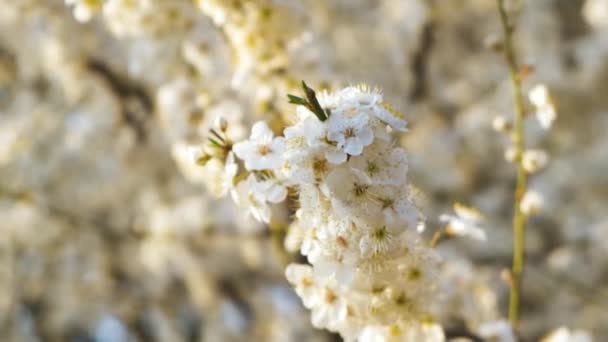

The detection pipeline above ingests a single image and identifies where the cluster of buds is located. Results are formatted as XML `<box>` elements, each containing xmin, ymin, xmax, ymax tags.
<box><xmin>187</xmin><ymin>82</ymin><xmax>444</xmax><ymax>340</ymax></box>
<box><xmin>493</xmin><ymin>83</ymin><xmax>557</xmax><ymax>216</ymax></box>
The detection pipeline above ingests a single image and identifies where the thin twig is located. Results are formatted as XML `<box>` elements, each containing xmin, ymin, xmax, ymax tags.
<box><xmin>497</xmin><ymin>0</ymin><xmax>529</xmax><ymax>327</ymax></box>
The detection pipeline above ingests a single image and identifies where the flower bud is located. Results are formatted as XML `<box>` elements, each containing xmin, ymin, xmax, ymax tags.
<box><xmin>214</xmin><ymin>116</ymin><xmax>228</xmax><ymax>132</ymax></box>
<box><xmin>492</xmin><ymin>116</ymin><xmax>511</xmax><ymax>133</ymax></box>
<box><xmin>504</xmin><ymin>146</ymin><xmax>517</xmax><ymax>163</ymax></box>
<box><xmin>520</xmin><ymin>190</ymin><xmax>543</xmax><ymax>216</ymax></box>
<box><xmin>522</xmin><ymin>149</ymin><xmax>549</xmax><ymax>173</ymax></box>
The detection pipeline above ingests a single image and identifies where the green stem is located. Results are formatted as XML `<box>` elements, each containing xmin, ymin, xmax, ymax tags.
<box><xmin>497</xmin><ymin>0</ymin><xmax>528</xmax><ymax>328</ymax></box>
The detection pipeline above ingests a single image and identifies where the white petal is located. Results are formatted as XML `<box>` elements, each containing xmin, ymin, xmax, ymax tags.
<box><xmin>358</xmin><ymin>127</ymin><xmax>374</xmax><ymax>146</ymax></box>
<box><xmin>344</xmin><ymin>138</ymin><xmax>363</xmax><ymax>155</ymax></box>
<box><xmin>266</xmin><ymin>183</ymin><xmax>287</xmax><ymax>203</ymax></box>
<box><xmin>325</xmin><ymin>148</ymin><xmax>347</xmax><ymax>164</ymax></box>
<box><xmin>250</xmin><ymin>121</ymin><xmax>274</xmax><ymax>142</ymax></box>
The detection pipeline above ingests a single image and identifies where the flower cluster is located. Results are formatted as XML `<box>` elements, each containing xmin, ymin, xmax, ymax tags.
<box><xmin>196</xmin><ymin>0</ymin><xmax>303</xmax><ymax>88</ymax></box>
<box><xmin>187</xmin><ymin>83</ymin><xmax>444</xmax><ymax>340</ymax></box>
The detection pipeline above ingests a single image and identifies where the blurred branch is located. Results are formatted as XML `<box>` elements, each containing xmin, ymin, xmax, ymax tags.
<box><xmin>496</xmin><ymin>0</ymin><xmax>529</xmax><ymax>328</ymax></box>
<box><xmin>86</xmin><ymin>59</ymin><xmax>152</xmax><ymax>142</ymax></box>
<box><xmin>409</xmin><ymin>12</ymin><xmax>435</xmax><ymax>102</ymax></box>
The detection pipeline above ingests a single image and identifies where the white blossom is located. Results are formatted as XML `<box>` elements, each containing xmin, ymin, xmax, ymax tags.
<box><xmin>231</xmin><ymin>174</ymin><xmax>286</xmax><ymax>224</ymax></box>
<box><xmin>327</xmin><ymin>110</ymin><xmax>374</xmax><ymax>157</ymax></box>
<box><xmin>520</xmin><ymin>190</ymin><xmax>544</xmax><ymax>216</ymax></box>
<box><xmin>440</xmin><ymin>203</ymin><xmax>487</xmax><ymax>241</ymax></box>
<box><xmin>349</xmin><ymin>141</ymin><xmax>408</xmax><ymax>186</ymax></box>
<box><xmin>529</xmin><ymin>84</ymin><xmax>557</xmax><ymax>130</ymax></box>
<box><xmin>233</xmin><ymin>121</ymin><xmax>285</xmax><ymax>171</ymax></box>
<box><xmin>285</xmin><ymin>264</ymin><xmax>348</xmax><ymax>332</ymax></box>
<box><xmin>522</xmin><ymin>149</ymin><xmax>549</xmax><ymax>174</ymax></box>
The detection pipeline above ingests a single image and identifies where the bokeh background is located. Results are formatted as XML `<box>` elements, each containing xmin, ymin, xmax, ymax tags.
<box><xmin>1</xmin><ymin>0</ymin><xmax>607</xmax><ymax>341</ymax></box>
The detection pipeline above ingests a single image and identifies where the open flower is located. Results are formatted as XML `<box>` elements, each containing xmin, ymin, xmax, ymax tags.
<box><xmin>327</xmin><ymin>110</ymin><xmax>374</xmax><ymax>157</ymax></box>
<box><xmin>324</xmin><ymin>167</ymin><xmax>381</xmax><ymax>221</ymax></box>
<box><xmin>233</xmin><ymin>121</ymin><xmax>285</xmax><ymax>170</ymax></box>
<box><xmin>231</xmin><ymin>174</ymin><xmax>286</xmax><ymax>223</ymax></box>
<box><xmin>359</xmin><ymin>225</ymin><xmax>401</xmax><ymax>259</ymax></box>
<box><xmin>285</xmin><ymin>263</ymin><xmax>348</xmax><ymax>332</ymax></box>
<box><xmin>350</xmin><ymin>141</ymin><xmax>408</xmax><ymax>186</ymax></box>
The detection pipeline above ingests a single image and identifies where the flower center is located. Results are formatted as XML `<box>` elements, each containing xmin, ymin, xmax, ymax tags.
<box><xmin>388</xmin><ymin>325</ymin><xmax>402</xmax><ymax>337</ymax></box>
<box><xmin>394</xmin><ymin>293</ymin><xmax>412</xmax><ymax>307</ymax></box>
<box><xmin>343</xmin><ymin>127</ymin><xmax>356</xmax><ymax>138</ymax></box>
<box><xmin>301</xmin><ymin>277</ymin><xmax>313</xmax><ymax>288</ymax></box>
<box><xmin>372</xmin><ymin>226</ymin><xmax>389</xmax><ymax>241</ymax></box>
<box><xmin>371</xmin><ymin>285</ymin><xmax>386</xmax><ymax>294</ymax></box>
<box><xmin>336</xmin><ymin>236</ymin><xmax>348</xmax><ymax>248</ymax></box>
<box><xmin>324</xmin><ymin>289</ymin><xmax>337</xmax><ymax>304</ymax></box>
<box><xmin>366</xmin><ymin>161</ymin><xmax>379</xmax><ymax>176</ymax></box>
<box><xmin>257</xmin><ymin>144</ymin><xmax>272</xmax><ymax>156</ymax></box>
<box><xmin>313</xmin><ymin>158</ymin><xmax>328</xmax><ymax>177</ymax></box>
<box><xmin>381</xmin><ymin>197</ymin><xmax>394</xmax><ymax>209</ymax></box>
<box><xmin>352</xmin><ymin>182</ymin><xmax>368</xmax><ymax>197</ymax></box>
<box><xmin>408</xmin><ymin>267</ymin><xmax>422</xmax><ymax>281</ymax></box>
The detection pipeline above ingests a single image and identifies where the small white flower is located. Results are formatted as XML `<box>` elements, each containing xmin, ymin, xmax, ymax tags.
<box><xmin>231</xmin><ymin>174</ymin><xmax>287</xmax><ymax>223</ymax></box>
<box><xmin>440</xmin><ymin>203</ymin><xmax>487</xmax><ymax>241</ymax></box>
<box><xmin>327</xmin><ymin>110</ymin><xmax>374</xmax><ymax>157</ymax></box>
<box><xmin>359</xmin><ymin>225</ymin><xmax>400</xmax><ymax>258</ymax></box>
<box><xmin>284</xmin><ymin>108</ymin><xmax>327</xmax><ymax>160</ymax></box>
<box><xmin>376</xmin><ymin>186</ymin><xmax>419</xmax><ymax>231</ymax></box>
<box><xmin>286</xmin><ymin>263</ymin><xmax>347</xmax><ymax>331</ymax></box>
<box><xmin>284</xmin><ymin>107</ymin><xmax>348</xmax><ymax>166</ymax></box>
<box><xmin>520</xmin><ymin>190</ymin><xmax>543</xmax><ymax>216</ymax></box>
<box><xmin>309</xmin><ymin>287</ymin><xmax>348</xmax><ymax>331</ymax></box>
<box><xmin>522</xmin><ymin>149</ymin><xmax>549</xmax><ymax>173</ymax></box>
<box><xmin>285</xmin><ymin>264</ymin><xmax>318</xmax><ymax>308</ymax></box>
<box><xmin>528</xmin><ymin>84</ymin><xmax>556</xmax><ymax>130</ymax></box>
<box><xmin>324</xmin><ymin>167</ymin><xmax>381</xmax><ymax>221</ymax></box>
<box><xmin>350</xmin><ymin>141</ymin><xmax>408</xmax><ymax>186</ymax></box>
<box><xmin>233</xmin><ymin>121</ymin><xmax>285</xmax><ymax>171</ymax></box>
